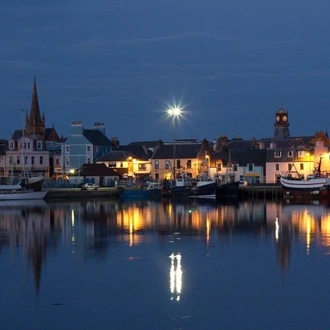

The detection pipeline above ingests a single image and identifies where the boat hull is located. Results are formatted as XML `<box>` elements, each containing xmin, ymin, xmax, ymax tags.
<box><xmin>280</xmin><ymin>176</ymin><xmax>329</xmax><ymax>191</ymax></box>
<box><xmin>120</xmin><ymin>188</ymin><xmax>161</xmax><ymax>199</ymax></box>
<box><xmin>216</xmin><ymin>181</ymin><xmax>239</xmax><ymax>200</ymax></box>
<box><xmin>189</xmin><ymin>181</ymin><xmax>216</xmax><ymax>199</ymax></box>
<box><xmin>0</xmin><ymin>190</ymin><xmax>48</xmax><ymax>201</ymax></box>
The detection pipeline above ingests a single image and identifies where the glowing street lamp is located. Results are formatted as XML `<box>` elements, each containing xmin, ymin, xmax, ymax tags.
<box><xmin>167</xmin><ymin>106</ymin><xmax>182</xmax><ymax>178</ymax></box>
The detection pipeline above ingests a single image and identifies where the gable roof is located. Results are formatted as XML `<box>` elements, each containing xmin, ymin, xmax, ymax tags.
<box><xmin>97</xmin><ymin>150</ymin><xmax>137</xmax><ymax>162</ymax></box>
<box><xmin>80</xmin><ymin>163</ymin><xmax>122</xmax><ymax>177</ymax></box>
<box><xmin>152</xmin><ymin>142</ymin><xmax>202</xmax><ymax>159</ymax></box>
<box><xmin>83</xmin><ymin>129</ymin><xmax>112</xmax><ymax>145</ymax></box>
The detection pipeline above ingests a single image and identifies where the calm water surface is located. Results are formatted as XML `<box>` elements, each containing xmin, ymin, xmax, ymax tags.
<box><xmin>1</xmin><ymin>198</ymin><xmax>330</xmax><ymax>330</ymax></box>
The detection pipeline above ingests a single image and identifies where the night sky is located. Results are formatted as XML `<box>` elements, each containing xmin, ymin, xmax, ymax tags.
<box><xmin>1</xmin><ymin>0</ymin><xmax>330</xmax><ymax>144</ymax></box>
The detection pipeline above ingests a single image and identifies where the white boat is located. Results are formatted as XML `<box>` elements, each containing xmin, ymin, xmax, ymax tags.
<box><xmin>280</xmin><ymin>162</ymin><xmax>329</xmax><ymax>194</ymax></box>
<box><xmin>280</xmin><ymin>175</ymin><xmax>329</xmax><ymax>191</ymax></box>
<box><xmin>0</xmin><ymin>190</ymin><xmax>47</xmax><ymax>201</ymax></box>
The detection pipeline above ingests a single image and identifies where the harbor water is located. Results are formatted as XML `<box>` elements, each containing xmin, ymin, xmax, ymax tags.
<box><xmin>1</xmin><ymin>198</ymin><xmax>330</xmax><ymax>330</ymax></box>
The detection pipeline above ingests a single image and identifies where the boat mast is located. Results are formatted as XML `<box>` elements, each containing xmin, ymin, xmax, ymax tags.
<box><xmin>21</xmin><ymin>109</ymin><xmax>26</xmax><ymax>184</ymax></box>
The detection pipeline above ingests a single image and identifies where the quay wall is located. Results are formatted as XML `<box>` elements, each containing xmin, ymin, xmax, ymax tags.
<box><xmin>44</xmin><ymin>185</ymin><xmax>283</xmax><ymax>200</ymax></box>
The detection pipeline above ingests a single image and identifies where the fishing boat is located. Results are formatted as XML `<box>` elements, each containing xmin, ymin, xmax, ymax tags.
<box><xmin>162</xmin><ymin>173</ymin><xmax>193</xmax><ymax>198</ymax></box>
<box><xmin>119</xmin><ymin>181</ymin><xmax>162</xmax><ymax>199</ymax></box>
<box><xmin>280</xmin><ymin>161</ymin><xmax>330</xmax><ymax>197</ymax></box>
<box><xmin>189</xmin><ymin>173</ymin><xmax>216</xmax><ymax>199</ymax></box>
<box><xmin>215</xmin><ymin>172</ymin><xmax>240</xmax><ymax>200</ymax></box>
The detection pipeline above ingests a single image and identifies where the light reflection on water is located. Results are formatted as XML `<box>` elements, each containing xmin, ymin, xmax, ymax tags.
<box><xmin>1</xmin><ymin>198</ymin><xmax>330</xmax><ymax>329</ymax></box>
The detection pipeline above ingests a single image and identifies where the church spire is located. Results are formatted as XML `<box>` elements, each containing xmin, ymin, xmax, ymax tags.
<box><xmin>25</xmin><ymin>77</ymin><xmax>45</xmax><ymax>139</ymax></box>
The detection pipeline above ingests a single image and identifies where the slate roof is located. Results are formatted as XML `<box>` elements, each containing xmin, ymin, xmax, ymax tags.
<box><xmin>152</xmin><ymin>142</ymin><xmax>202</xmax><ymax>159</ymax></box>
<box><xmin>80</xmin><ymin>163</ymin><xmax>122</xmax><ymax>177</ymax></box>
<box><xmin>0</xmin><ymin>139</ymin><xmax>7</xmax><ymax>155</ymax></box>
<box><xmin>45</xmin><ymin>127</ymin><xmax>63</xmax><ymax>142</ymax></box>
<box><xmin>97</xmin><ymin>150</ymin><xmax>137</xmax><ymax>162</ymax></box>
<box><xmin>83</xmin><ymin>129</ymin><xmax>112</xmax><ymax>145</ymax></box>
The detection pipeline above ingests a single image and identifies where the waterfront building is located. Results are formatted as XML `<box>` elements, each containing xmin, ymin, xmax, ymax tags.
<box><xmin>97</xmin><ymin>141</ymin><xmax>158</xmax><ymax>180</ymax></box>
<box><xmin>62</xmin><ymin>121</ymin><xmax>112</xmax><ymax>174</ymax></box>
<box><xmin>265</xmin><ymin>105</ymin><xmax>330</xmax><ymax>183</ymax></box>
<box><xmin>150</xmin><ymin>139</ymin><xmax>202</xmax><ymax>180</ymax></box>
<box><xmin>4</xmin><ymin>78</ymin><xmax>62</xmax><ymax>178</ymax></box>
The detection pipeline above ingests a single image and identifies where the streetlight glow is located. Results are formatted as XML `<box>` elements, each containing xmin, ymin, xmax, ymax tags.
<box><xmin>167</xmin><ymin>105</ymin><xmax>183</xmax><ymax>179</ymax></box>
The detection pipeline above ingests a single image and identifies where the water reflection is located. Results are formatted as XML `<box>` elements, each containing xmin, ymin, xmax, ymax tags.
<box><xmin>2</xmin><ymin>199</ymin><xmax>330</xmax><ymax>294</ymax></box>
<box><xmin>169</xmin><ymin>253</ymin><xmax>182</xmax><ymax>301</ymax></box>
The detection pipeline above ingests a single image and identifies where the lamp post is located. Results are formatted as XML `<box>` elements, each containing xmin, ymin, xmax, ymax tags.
<box><xmin>167</xmin><ymin>106</ymin><xmax>182</xmax><ymax>179</ymax></box>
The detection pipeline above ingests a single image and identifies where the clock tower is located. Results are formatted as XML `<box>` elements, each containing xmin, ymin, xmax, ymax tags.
<box><xmin>274</xmin><ymin>105</ymin><xmax>290</xmax><ymax>139</ymax></box>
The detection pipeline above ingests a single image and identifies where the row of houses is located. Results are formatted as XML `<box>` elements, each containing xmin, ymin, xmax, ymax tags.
<box><xmin>1</xmin><ymin>79</ymin><xmax>330</xmax><ymax>186</ymax></box>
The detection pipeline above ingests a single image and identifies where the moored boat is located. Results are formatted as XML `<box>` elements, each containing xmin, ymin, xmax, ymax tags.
<box><xmin>189</xmin><ymin>173</ymin><xmax>216</xmax><ymax>199</ymax></box>
<box><xmin>280</xmin><ymin>162</ymin><xmax>330</xmax><ymax>197</ymax></box>
<box><xmin>119</xmin><ymin>181</ymin><xmax>162</xmax><ymax>199</ymax></box>
<box><xmin>0</xmin><ymin>190</ymin><xmax>48</xmax><ymax>201</ymax></box>
<box><xmin>162</xmin><ymin>173</ymin><xmax>193</xmax><ymax>198</ymax></box>
<box><xmin>215</xmin><ymin>172</ymin><xmax>240</xmax><ymax>200</ymax></box>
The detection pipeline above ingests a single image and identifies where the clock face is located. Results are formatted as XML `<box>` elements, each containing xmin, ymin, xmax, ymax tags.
<box><xmin>276</xmin><ymin>116</ymin><xmax>280</xmax><ymax>122</ymax></box>
<box><xmin>282</xmin><ymin>115</ymin><xmax>287</xmax><ymax>122</ymax></box>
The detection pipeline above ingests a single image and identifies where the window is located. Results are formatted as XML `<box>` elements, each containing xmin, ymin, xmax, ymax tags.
<box><xmin>186</xmin><ymin>160</ymin><xmax>192</xmax><ymax>169</ymax></box>
<box><xmin>108</xmin><ymin>162</ymin><xmax>116</xmax><ymax>168</ymax></box>
<box><xmin>300</xmin><ymin>163</ymin><xmax>304</xmax><ymax>170</ymax></box>
<box><xmin>39</xmin><ymin>156</ymin><xmax>43</xmax><ymax>165</ymax></box>
<box><xmin>298</xmin><ymin>151</ymin><xmax>305</xmax><ymax>157</ymax></box>
<box><xmin>37</xmin><ymin>141</ymin><xmax>42</xmax><ymax>150</ymax></box>
<box><xmin>87</xmin><ymin>157</ymin><xmax>91</xmax><ymax>164</ymax></box>
<box><xmin>155</xmin><ymin>160</ymin><xmax>159</xmax><ymax>169</ymax></box>
<box><xmin>28</xmin><ymin>143</ymin><xmax>30</xmax><ymax>149</ymax></box>
<box><xmin>248</xmin><ymin>163</ymin><xmax>253</xmax><ymax>171</ymax></box>
<box><xmin>31</xmin><ymin>157</ymin><xmax>35</xmax><ymax>165</ymax></box>
<box><xmin>9</xmin><ymin>157</ymin><xmax>13</xmax><ymax>165</ymax></box>
<box><xmin>233</xmin><ymin>164</ymin><xmax>238</xmax><ymax>171</ymax></box>
<box><xmin>138</xmin><ymin>164</ymin><xmax>147</xmax><ymax>171</ymax></box>
<box><xmin>66</xmin><ymin>157</ymin><xmax>70</xmax><ymax>166</ymax></box>
<box><xmin>165</xmin><ymin>160</ymin><xmax>170</xmax><ymax>169</ymax></box>
<box><xmin>274</xmin><ymin>151</ymin><xmax>281</xmax><ymax>158</ymax></box>
<box><xmin>66</xmin><ymin>146</ymin><xmax>70</xmax><ymax>154</ymax></box>
<box><xmin>9</xmin><ymin>141</ymin><xmax>14</xmax><ymax>150</ymax></box>
<box><xmin>86</xmin><ymin>145</ymin><xmax>91</xmax><ymax>153</ymax></box>
<box><xmin>275</xmin><ymin>164</ymin><xmax>279</xmax><ymax>171</ymax></box>
<box><xmin>120</xmin><ymin>162</ymin><xmax>123</xmax><ymax>168</ymax></box>
<box><xmin>287</xmin><ymin>151</ymin><xmax>293</xmax><ymax>157</ymax></box>
<box><xmin>17</xmin><ymin>156</ymin><xmax>21</xmax><ymax>165</ymax></box>
<box><xmin>25</xmin><ymin>156</ymin><xmax>27</xmax><ymax>165</ymax></box>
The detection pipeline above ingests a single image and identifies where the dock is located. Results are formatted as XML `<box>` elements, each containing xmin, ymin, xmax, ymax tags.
<box><xmin>239</xmin><ymin>184</ymin><xmax>283</xmax><ymax>200</ymax></box>
<box><xmin>45</xmin><ymin>187</ymin><xmax>120</xmax><ymax>200</ymax></box>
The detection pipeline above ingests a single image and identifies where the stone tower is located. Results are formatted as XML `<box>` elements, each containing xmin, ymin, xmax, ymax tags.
<box><xmin>274</xmin><ymin>104</ymin><xmax>290</xmax><ymax>139</ymax></box>
<box><xmin>25</xmin><ymin>77</ymin><xmax>45</xmax><ymax>140</ymax></box>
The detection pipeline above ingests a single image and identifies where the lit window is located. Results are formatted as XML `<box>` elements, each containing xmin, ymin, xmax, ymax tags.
<box><xmin>298</xmin><ymin>151</ymin><xmax>305</xmax><ymax>157</ymax></box>
<box><xmin>138</xmin><ymin>164</ymin><xmax>147</xmax><ymax>171</ymax></box>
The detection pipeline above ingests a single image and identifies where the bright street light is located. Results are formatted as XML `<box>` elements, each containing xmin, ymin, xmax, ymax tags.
<box><xmin>167</xmin><ymin>106</ymin><xmax>182</xmax><ymax>179</ymax></box>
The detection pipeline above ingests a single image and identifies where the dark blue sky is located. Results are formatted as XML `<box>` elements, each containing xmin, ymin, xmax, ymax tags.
<box><xmin>1</xmin><ymin>0</ymin><xmax>330</xmax><ymax>144</ymax></box>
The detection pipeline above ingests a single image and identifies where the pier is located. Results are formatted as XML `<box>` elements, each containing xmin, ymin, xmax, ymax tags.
<box><xmin>43</xmin><ymin>184</ymin><xmax>284</xmax><ymax>201</ymax></box>
<box><xmin>239</xmin><ymin>184</ymin><xmax>283</xmax><ymax>200</ymax></box>
<box><xmin>45</xmin><ymin>187</ymin><xmax>120</xmax><ymax>200</ymax></box>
